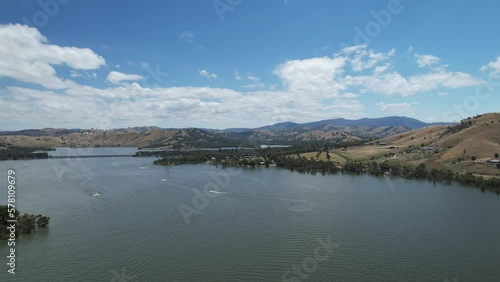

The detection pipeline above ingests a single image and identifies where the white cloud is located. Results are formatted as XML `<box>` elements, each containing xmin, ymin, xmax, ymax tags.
<box><xmin>339</xmin><ymin>45</ymin><xmax>395</xmax><ymax>72</ymax></box>
<box><xmin>339</xmin><ymin>93</ymin><xmax>359</xmax><ymax>98</ymax></box>
<box><xmin>346</xmin><ymin>70</ymin><xmax>482</xmax><ymax>96</ymax></box>
<box><xmin>480</xmin><ymin>56</ymin><xmax>500</xmax><ymax>78</ymax></box>
<box><xmin>438</xmin><ymin>91</ymin><xmax>448</xmax><ymax>96</ymax></box>
<box><xmin>271</xmin><ymin>45</ymin><xmax>402</xmax><ymax>101</ymax></box>
<box><xmin>70</xmin><ymin>70</ymin><xmax>81</xmax><ymax>78</ymax></box>
<box><xmin>373</xmin><ymin>63</ymin><xmax>391</xmax><ymax>75</ymax></box>
<box><xmin>199</xmin><ymin>69</ymin><xmax>217</xmax><ymax>79</ymax></box>
<box><xmin>416</xmin><ymin>54</ymin><xmax>440</xmax><ymax>67</ymax></box>
<box><xmin>0</xmin><ymin>24</ymin><xmax>105</xmax><ymax>89</ymax></box>
<box><xmin>107</xmin><ymin>71</ymin><xmax>144</xmax><ymax>84</ymax></box>
<box><xmin>70</xmin><ymin>70</ymin><xmax>97</xmax><ymax>79</ymax></box>
<box><xmin>234</xmin><ymin>70</ymin><xmax>265</xmax><ymax>88</ymax></box>
<box><xmin>274</xmin><ymin>56</ymin><xmax>347</xmax><ymax>97</ymax></box>
<box><xmin>0</xmin><ymin>29</ymin><xmax>488</xmax><ymax>130</ymax></box>
<box><xmin>375</xmin><ymin>102</ymin><xmax>414</xmax><ymax>113</ymax></box>
<box><xmin>242</xmin><ymin>73</ymin><xmax>264</xmax><ymax>88</ymax></box>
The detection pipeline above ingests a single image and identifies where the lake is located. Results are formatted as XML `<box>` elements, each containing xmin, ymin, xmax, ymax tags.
<box><xmin>1</xmin><ymin>148</ymin><xmax>499</xmax><ymax>281</ymax></box>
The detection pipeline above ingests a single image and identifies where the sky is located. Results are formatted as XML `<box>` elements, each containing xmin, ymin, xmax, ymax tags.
<box><xmin>0</xmin><ymin>0</ymin><xmax>499</xmax><ymax>130</ymax></box>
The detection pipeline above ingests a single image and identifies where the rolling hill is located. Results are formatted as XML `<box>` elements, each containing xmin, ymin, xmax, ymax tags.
<box><xmin>257</xmin><ymin>116</ymin><xmax>449</xmax><ymax>131</ymax></box>
<box><xmin>329</xmin><ymin>113</ymin><xmax>500</xmax><ymax>176</ymax></box>
<box><xmin>0</xmin><ymin>115</ymin><xmax>457</xmax><ymax>149</ymax></box>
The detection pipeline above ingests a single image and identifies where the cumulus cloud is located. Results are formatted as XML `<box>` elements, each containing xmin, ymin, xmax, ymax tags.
<box><xmin>274</xmin><ymin>56</ymin><xmax>347</xmax><ymax>97</ymax></box>
<box><xmin>274</xmin><ymin>46</ymin><xmax>481</xmax><ymax>98</ymax></box>
<box><xmin>416</xmin><ymin>54</ymin><xmax>440</xmax><ymax>67</ymax></box>
<box><xmin>373</xmin><ymin>64</ymin><xmax>391</xmax><ymax>75</ymax></box>
<box><xmin>70</xmin><ymin>70</ymin><xmax>81</xmax><ymax>78</ymax></box>
<box><xmin>107</xmin><ymin>71</ymin><xmax>144</xmax><ymax>84</ymax></box>
<box><xmin>199</xmin><ymin>69</ymin><xmax>217</xmax><ymax>79</ymax></box>
<box><xmin>0</xmin><ymin>27</ymin><xmax>488</xmax><ymax>129</ymax></box>
<box><xmin>70</xmin><ymin>70</ymin><xmax>97</xmax><ymax>79</ymax></box>
<box><xmin>0</xmin><ymin>24</ymin><xmax>105</xmax><ymax>89</ymax></box>
<box><xmin>346</xmin><ymin>70</ymin><xmax>482</xmax><ymax>96</ymax></box>
<box><xmin>480</xmin><ymin>56</ymin><xmax>500</xmax><ymax>78</ymax></box>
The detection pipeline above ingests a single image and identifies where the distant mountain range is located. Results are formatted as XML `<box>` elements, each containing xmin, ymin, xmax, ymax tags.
<box><xmin>253</xmin><ymin>116</ymin><xmax>451</xmax><ymax>132</ymax></box>
<box><xmin>0</xmin><ymin>116</ymin><xmax>455</xmax><ymax>149</ymax></box>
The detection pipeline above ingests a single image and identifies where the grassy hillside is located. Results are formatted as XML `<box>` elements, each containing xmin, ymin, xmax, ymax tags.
<box><xmin>327</xmin><ymin>113</ymin><xmax>500</xmax><ymax>176</ymax></box>
<box><xmin>0</xmin><ymin>123</ymin><xmax>417</xmax><ymax>149</ymax></box>
<box><xmin>0</xmin><ymin>128</ymin><xmax>243</xmax><ymax>149</ymax></box>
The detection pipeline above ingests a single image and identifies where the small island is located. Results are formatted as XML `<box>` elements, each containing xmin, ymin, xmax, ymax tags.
<box><xmin>0</xmin><ymin>146</ymin><xmax>53</xmax><ymax>160</ymax></box>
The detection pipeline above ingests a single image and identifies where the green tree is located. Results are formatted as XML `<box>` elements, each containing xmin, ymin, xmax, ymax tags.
<box><xmin>36</xmin><ymin>214</ymin><xmax>50</xmax><ymax>228</ymax></box>
<box><xmin>18</xmin><ymin>214</ymin><xmax>36</xmax><ymax>234</ymax></box>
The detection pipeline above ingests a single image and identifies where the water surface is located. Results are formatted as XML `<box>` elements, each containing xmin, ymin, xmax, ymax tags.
<box><xmin>0</xmin><ymin>148</ymin><xmax>499</xmax><ymax>281</ymax></box>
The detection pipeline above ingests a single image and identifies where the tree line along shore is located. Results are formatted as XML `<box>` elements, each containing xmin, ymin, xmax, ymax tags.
<box><xmin>140</xmin><ymin>145</ymin><xmax>500</xmax><ymax>194</ymax></box>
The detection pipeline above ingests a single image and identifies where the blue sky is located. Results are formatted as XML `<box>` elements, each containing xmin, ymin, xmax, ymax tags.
<box><xmin>0</xmin><ymin>0</ymin><xmax>499</xmax><ymax>130</ymax></box>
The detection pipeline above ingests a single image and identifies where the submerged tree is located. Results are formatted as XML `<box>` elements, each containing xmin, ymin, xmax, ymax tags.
<box><xmin>0</xmin><ymin>206</ymin><xmax>50</xmax><ymax>239</ymax></box>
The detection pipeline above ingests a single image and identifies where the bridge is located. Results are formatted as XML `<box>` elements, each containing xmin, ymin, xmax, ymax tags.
<box><xmin>49</xmin><ymin>155</ymin><xmax>135</xmax><ymax>159</ymax></box>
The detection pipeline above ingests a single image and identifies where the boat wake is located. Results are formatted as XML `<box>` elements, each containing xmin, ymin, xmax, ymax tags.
<box><xmin>78</xmin><ymin>178</ymin><xmax>102</xmax><ymax>198</ymax></box>
<box><xmin>208</xmin><ymin>190</ymin><xmax>227</xmax><ymax>195</ymax></box>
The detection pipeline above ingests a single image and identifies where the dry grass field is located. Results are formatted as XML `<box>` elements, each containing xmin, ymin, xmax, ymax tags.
<box><xmin>0</xmin><ymin>129</ymin><xmax>179</xmax><ymax>148</ymax></box>
<box><xmin>294</xmin><ymin>151</ymin><xmax>347</xmax><ymax>164</ymax></box>
<box><xmin>298</xmin><ymin>113</ymin><xmax>500</xmax><ymax>176</ymax></box>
